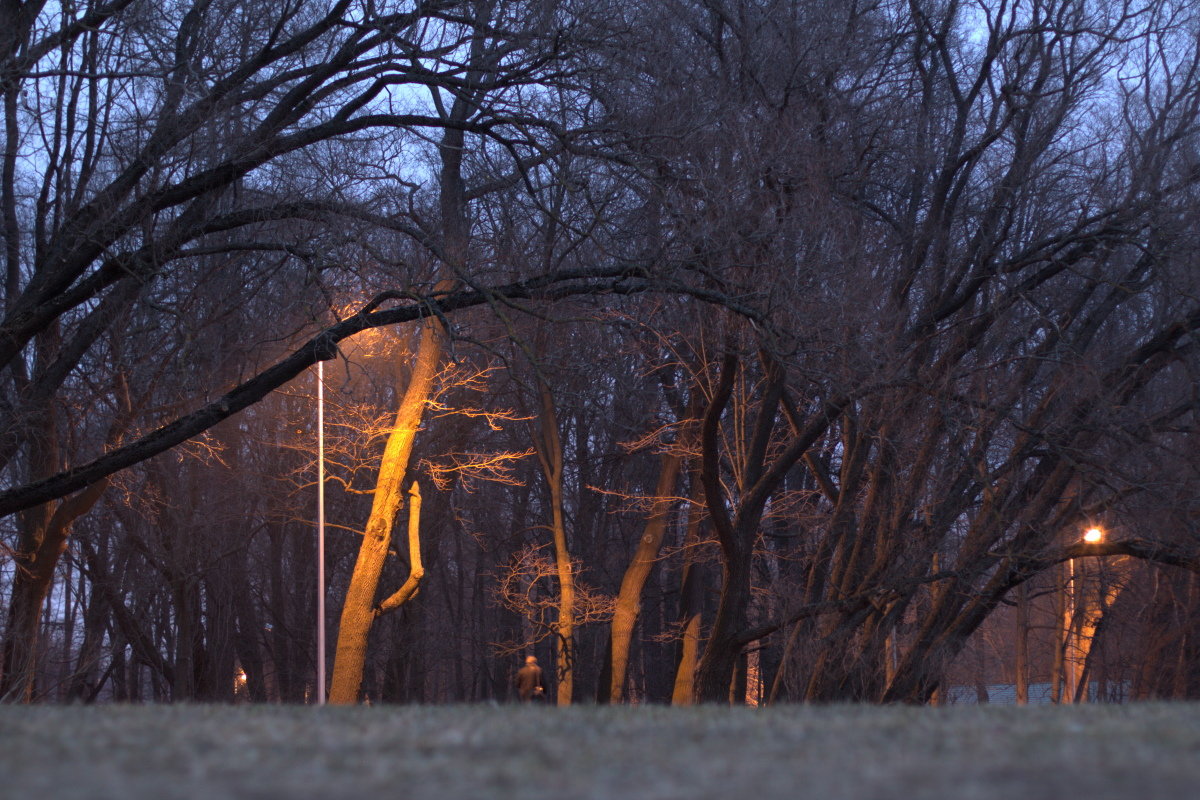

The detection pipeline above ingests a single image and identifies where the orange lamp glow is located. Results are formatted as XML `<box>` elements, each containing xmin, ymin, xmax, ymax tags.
<box><xmin>1083</xmin><ymin>527</ymin><xmax>1103</xmax><ymax>543</ymax></box>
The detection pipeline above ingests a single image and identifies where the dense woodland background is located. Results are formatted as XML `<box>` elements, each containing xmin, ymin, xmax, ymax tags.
<box><xmin>2</xmin><ymin>0</ymin><xmax>1200</xmax><ymax>705</ymax></box>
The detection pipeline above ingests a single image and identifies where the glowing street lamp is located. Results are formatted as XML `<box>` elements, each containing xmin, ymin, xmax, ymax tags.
<box><xmin>1083</xmin><ymin>527</ymin><xmax>1104</xmax><ymax>544</ymax></box>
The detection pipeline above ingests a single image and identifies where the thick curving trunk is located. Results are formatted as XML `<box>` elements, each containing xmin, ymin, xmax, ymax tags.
<box><xmin>608</xmin><ymin>450</ymin><xmax>682</xmax><ymax>702</ymax></box>
<box><xmin>327</xmin><ymin>320</ymin><xmax>441</xmax><ymax>705</ymax></box>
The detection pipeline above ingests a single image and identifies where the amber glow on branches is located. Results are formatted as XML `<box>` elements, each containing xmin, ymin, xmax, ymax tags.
<box><xmin>492</xmin><ymin>543</ymin><xmax>615</xmax><ymax>656</ymax></box>
<box><xmin>1083</xmin><ymin>527</ymin><xmax>1104</xmax><ymax>543</ymax></box>
<box><xmin>420</xmin><ymin>449</ymin><xmax>535</xmax><ymax>491</ymax></box>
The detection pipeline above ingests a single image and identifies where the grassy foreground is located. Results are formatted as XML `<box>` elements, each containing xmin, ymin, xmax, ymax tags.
<box><xmin>1</xmin><ymin>703</ymin><xmax>1198</xmax><ymax>799</ymax></box>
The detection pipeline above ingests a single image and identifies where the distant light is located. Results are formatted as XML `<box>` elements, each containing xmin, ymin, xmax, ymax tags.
<box><xmin>1083</xmin><ymin>527</ymin><xmax>1103</xmax><ymax>543</ymax></box>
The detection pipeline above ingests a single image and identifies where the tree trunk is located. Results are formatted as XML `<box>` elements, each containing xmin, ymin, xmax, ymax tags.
<box><xmin>1073</xmin><ymin>570</ymin><xmax>1124</xmax><ymax>703</ymax></box>
<box><xmin>1052</xmin><ymin>562</ymin><xmax>1067</xmax><ymax>704</ymax></box>
<box><xmin>0</xmin><ymin>480</ymin><xmax>106</xmax><ymax>701</ymax></box>
<box><xmin>66</xmin><ymin>567</ymin><xmax>111</xmax><ymax>702</ymax></box>
<box><xmin>328</xmin><ymin>321</ymin><xmax>441</xmax><ymax>705</ymax></box>
<box><xmin>609</xmin><ymin>450</ymin><xmax>682</xmax><ymax>702</ymax></box>
<box><xmin>671</xmin><ymin>476</ymin><xmax>706</xmax><ymax>706</ymax></box>
<box><xmin>531</xmin><ymin>381</ymin><xmax>575</xmax><ymax>706</ymax></box>
<box><xmin>671</xmin><ymin>607</ymin><xmax>703</xmax><ymax>705</ymax></box>
<box><xmin>1015</xmin><ymin>581</ymin><xmax>1029</xmax><ymax>705</ymax></box>
<box><xmin>694</xmin><ymin>551</ymin><xmax>753</xmax><ymax>703</ymax></box>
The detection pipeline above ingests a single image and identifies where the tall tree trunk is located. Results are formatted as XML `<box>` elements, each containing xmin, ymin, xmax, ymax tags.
<box><xmin>1073</xmin><ymin>570</ymin><xmax>1124</xmax><ymax>703</ymax></box>
<box><xmin>531</xmin><ymin>381</ymin><xmax>575</xmax><ymax>706</ymax></box>
<box><xmin>671</xmin><ymin>600</ymin><xmax>703</xmax><ymax>705</ymax></box>
<box><xmin>695</xmin><ymin>550</ymin><xmax>753</xmax><ymax>703</ymax></box>
<box><xmin>1015</xmin><ymin>581</ymin><xmax>1029</xmax><ymax>705</ymax></box>
<box><xmin>66</xmin><ymin>561</ymin><xmax>111</xmax><ymax>702</ymax></box>
<box><xmin>0</xmin><ymin>479</ymin><xmax>105</xmax><ymax>701</ymax></box>
<box><xmin>328</xmin><ymin>322</ymin><xmax>440</xmax><ymax>704</ymax></box>
<box><xmin>326</xmin><ymin>11</ymin><xmax>475</xmax><ymax>703</ymax></box>
<box><xmin>1052</xmin><ymin>562</ymin><xmax>1068</xmax><ymax>703</ymax></box>
<box><xmin>609</xmin><ymin>450</ymin><xmax>682</xmax><ymax>702</ymax></box>
<box><xmin>671</xmin><ymin>471</ymin><xmax>706</xmax><ymax>706</ymax></box>
<box><xmin>170</xmin><ymin>577</ymin><xmax>203</xmax><ymax>701</ymax></box>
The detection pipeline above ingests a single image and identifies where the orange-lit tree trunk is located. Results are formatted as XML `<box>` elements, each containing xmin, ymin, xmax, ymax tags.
<box><xmin>530</xmin><ymin>381</ymin><xmax>575</xmax><ymax>705</ymax></box>
<box><xmin>609</xmin><ymin>450</ymin><xmax>682</xmax><ymax>702</ymax></box>
<box><xmin>327</xmin><ymin>322</ymin><xmax>441</xmax><ymax>705</ymax></box>
<box><xmin>671</xmin><ymin>584</ymin><xmax>703</xmax><ymax>705</ymax></box>
<box><xmin>1072</xmin><ymin>568</ymin><xmax>1125</xmax><ymax>703</ymax></box>
<box><xmin>328</xmin><ymin>9</ymin><xmax>483</xmax><ymax>701</ymax></box>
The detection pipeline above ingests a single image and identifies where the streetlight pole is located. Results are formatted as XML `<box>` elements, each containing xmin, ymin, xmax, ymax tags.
<box><xmin>1064</xmin><ymin>555</ymin><xmax>1077</xmax><ymax>703</ymax></box>
<box><xmin>316</xmin><ymin>360</ymin><xmax>326</xmax><ymax>705</ymax></box>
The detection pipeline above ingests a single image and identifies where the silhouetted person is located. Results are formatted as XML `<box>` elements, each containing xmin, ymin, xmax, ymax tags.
<box><xmin>516</xmin><ymin>655</ymin><xmax>546</xmax><ymax>701</ymax></box>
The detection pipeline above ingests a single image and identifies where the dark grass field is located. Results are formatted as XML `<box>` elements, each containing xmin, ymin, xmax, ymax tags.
<box><xmin>2</xmin><ymin>703</ymin><xmax>1198</xmax><ymax>799</ymax></box>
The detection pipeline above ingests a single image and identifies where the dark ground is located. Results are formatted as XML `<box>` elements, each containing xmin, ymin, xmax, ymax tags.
<box><xmin>1</xmin><ymin>703</ymin><xmax>1197</xmax><ymax>799</ymax></box>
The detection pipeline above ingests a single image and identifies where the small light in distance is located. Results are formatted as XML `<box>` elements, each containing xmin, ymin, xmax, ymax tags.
<box><xmin>1083</xmin><ymin>527</ymin><xmax>1103</xmax><ymax>543</ymax></box>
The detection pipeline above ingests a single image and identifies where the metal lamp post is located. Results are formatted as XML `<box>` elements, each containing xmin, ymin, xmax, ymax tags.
<box><xmin>316</xmin><ymin>360</ymin><xmax>326</xmax><ymax>705</ymax></box>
